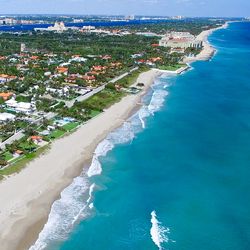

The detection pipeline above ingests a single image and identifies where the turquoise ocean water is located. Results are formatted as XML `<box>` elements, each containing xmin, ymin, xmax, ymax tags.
<box><xmin>30</xmin><ymin>22</ymin><xmax>250</xmax><ymax>250</ymax></box>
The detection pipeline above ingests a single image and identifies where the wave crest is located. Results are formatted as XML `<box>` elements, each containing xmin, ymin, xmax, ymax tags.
<box><xmin>150</xmin><ymin>211</ymin><xmax>172</xmax><ymax>250</ymax></box>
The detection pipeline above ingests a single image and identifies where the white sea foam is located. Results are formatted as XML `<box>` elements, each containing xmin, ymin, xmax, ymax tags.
<box><xmin>138</xmin><ymin>108</ymin><xmax>146</xmax><ymax>129</ymax></box>
<box><xmin>148</xmin><ymin>90</ymin><xmax>168</xmax><ymax>114</ymax></box>
<box><xmin>138</xmin><ymin>105</ymin><xmax>151</xmax><ymax>129</ymax></box>
<box><xmin>108</xmin><ymin>121</ymin><xmax>135</xmax><ymax>144</ymax></box>
<box><xmin>150</xmin><ymin>211</ymin><xmax>171</xmax><ymax>250</ymax></box>
<box><xmin>86</xmin><ymin>183</ymin><xmax>95</xmax><ymax>204</ymax></box>
<box><xmin>30</xmin><ymin>175</ymin><xmax>91</xmax><ymax>250</ymax></box>
<box><xmin>87</xmin><ymin>157</ymin><xmax>102</xmax><ymax>177</ymax></box>
<box><xmin>87</xmin><ymin>139</ymin><xmax>114</xmax><ymax>177</ymax></box>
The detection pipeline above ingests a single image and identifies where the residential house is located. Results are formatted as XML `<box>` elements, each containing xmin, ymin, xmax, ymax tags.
<box><xmin>0</xmin><ymin>74</ymin><xmax>17</xmax><ymax>83</ymax></box>
<box><xmin>0</xmin><ymin>92</ymin><xmax>14</xmax><ymax>101</ymax></box>
<box><xmin>56</xmin><ymin>67</ymin><xmax>69</xmax><ymax>75</ymax></box>
<box><xmin>5</xmin><ymin>99</ymin><xmax>36</xmax><ymax>114</ymax></box>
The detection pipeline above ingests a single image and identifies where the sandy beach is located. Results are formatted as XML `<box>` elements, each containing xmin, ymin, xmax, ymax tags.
<box><xmin>183</xmin><ymin>22</ymin><xmax>229</xmax><ymax>63</ymax></box>
<box><xmin>0</xmin><ymin>69</ymin><xmax>161</xmax><ymax>250</ymax></box>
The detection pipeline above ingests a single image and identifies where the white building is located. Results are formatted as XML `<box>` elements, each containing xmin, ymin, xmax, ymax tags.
<box><xmin>73</xmin><ymin>19</ymin><xmax>84</xmax><ymax>23</ymax></box>
<box><xmin>0</xmin><ymin>18</ymin><xmax>16</xmax><ymax>25</ymax></box>
<box><xmin>35</xmin><ymin>22</ymin><xmax>68</xmax><ymax>32</ymax></box>
<box><xmin>46</xmin><ymin>87</ymin><xmax>69</xmax><ymax>97</ymax></box>
<box><xmin>88</xmin><ymin>29</ymin><xmax>111</xmax><ymax>35</ymax></box>
<box><xmin>69</xmin><ymin>56</ymin><xmax>87</xmax><ymax>63</ymax></box>
<box><xmin>20</xmin><ymin>43</ymin><xmax>26</xmax><ymax>53</ymax></box>
<box><xmin>82</xmin><ymin>25</ymin><xmax>96</xmax><ymax>31</ymax></box>
<box><xmin>135</xmin><ymin>32</ymin><xmax>160</xmax><ymax>37</ymax></box>
<box><xmin>0</xmin><ymin>74</ymin><xmax>17</xmax><ymax>83</ymax></box>
<box><xmin>5</xmin><ymin>99</ymin><xmax>36</xmax><ymax>114</ymax></box>
<box><xmin>0</xmin><ymin>113</ymin><xmax>16</xmax><ymax>122</ymax></box>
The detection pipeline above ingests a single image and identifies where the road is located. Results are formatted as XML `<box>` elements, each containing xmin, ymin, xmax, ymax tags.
<box><xmin>65</xmin><ymin>85</ymin><xmax>105</xmax><ymax>108</ymax></box>
<box><xmin>0</xmin><ymin>131</ymin><xmax>25</xmax><ymax>150</ymax></box>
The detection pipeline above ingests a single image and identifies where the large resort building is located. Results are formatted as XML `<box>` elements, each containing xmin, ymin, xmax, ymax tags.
<box><xmin>159</xmin><ymin>32</ymin><xmax>203</xmax><ymax>49</ymax></box>
<box><xmin>34</xmin><ymin>22</ymin><xmax>68</xmax><ymax>32</ymax></box>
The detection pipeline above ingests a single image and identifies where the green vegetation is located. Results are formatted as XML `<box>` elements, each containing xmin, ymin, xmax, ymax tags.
<box><xmin>45</xmin><ymin>129</ymin><xmax>66</xmax><ymax>140</ymax></box>
<box><xmin>159</xmin><ymin>64</ymin><xmax>186</xmax><ymax>71</ymax></box>
<box><xmin>117</xmin><ymin>67</ymin><xmax>149</xmax><ymax>88</ymax></box>
<box><xmin>82</xmin><ymin>88</ymin><xmax>125</xmax><ymax>112</ymax></box>
<box><xmin>62</xmin><ymin>122</ymin><xmax>79</xmax><ymax>131</ymax></box>
<box><xmin>0</xmin><ymin>145</ymin><xmax>49</xmax><ymax>177</ymax></box>
<box><xmin>3</xmin><ymin>151</ymin><xmax>13</xmax><ymax>161</ymax></box>
<box><xmin>90</xmin><ymin>110</ymin><xmax>101</xmax><ymax>118</ymax></box>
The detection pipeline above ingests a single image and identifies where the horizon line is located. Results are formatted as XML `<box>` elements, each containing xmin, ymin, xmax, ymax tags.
<box><xmin>0</xmin><ymin>14</ymin><xmax>246</xmax><ymax>19</ymax></box>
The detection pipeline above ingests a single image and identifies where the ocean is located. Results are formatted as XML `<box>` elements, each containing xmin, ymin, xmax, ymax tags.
<box><xmin>30</xmin><ymin>21</ymin><xmax>250</xmax><ymax>250</ymax></box>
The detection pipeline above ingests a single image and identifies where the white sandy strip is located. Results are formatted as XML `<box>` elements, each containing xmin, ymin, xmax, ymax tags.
<box><xmin>183</xmin><ymin>22</ymin><xmax>229</xmax><ymax>63</ymax></box>
<box><xmin>0</xmin><ymin>70</ymin><xmax>161</xmax><ymax>250</ymax></box>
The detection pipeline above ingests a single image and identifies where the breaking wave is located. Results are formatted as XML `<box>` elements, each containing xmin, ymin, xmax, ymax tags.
<box><xmin>150</xmin><ymin>211</ymin><xmax>173</xmax><ymax>250</ymax></box>
<box><xmin>29</xmin><ymin>78</ymin><xmax>170</xmax><ymax>250</ymax></box>
<box><xmin>87</xmin><ymin>139</ymin><xmax>114</xmax><ymax>177</ymax></box>
<box><xmin>29</xmin><ymin>175</ymin><xmax>91</xmax><ymax>250</ymax></box>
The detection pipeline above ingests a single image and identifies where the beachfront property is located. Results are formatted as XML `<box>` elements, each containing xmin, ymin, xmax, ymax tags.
<box><xmin>159</xmin><ymin>31</ymin><xmax>203</xmax><ymax>49</ymax></box>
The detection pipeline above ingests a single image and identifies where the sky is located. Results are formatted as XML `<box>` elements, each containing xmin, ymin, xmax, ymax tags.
<box><xmin>0</xmin><ymin>0</ymin><xmax>249</xmax><ymax>17</ymax></box>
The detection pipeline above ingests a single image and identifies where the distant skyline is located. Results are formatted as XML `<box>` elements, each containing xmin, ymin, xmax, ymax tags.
<box><xmin>0</xmin><ymin>0</ymin><xmax>249</xmax><ymax>17</ymax></box>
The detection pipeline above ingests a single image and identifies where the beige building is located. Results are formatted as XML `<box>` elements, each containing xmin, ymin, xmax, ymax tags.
<box><xmin>35</xmin><ymin>22</ymin><xmax>68</xmax><ymax>32</ymax></box>
<box><xmin>159</xmin><ymin>32</ymin><xmax>203</xmax><ymax>49</ymax></box>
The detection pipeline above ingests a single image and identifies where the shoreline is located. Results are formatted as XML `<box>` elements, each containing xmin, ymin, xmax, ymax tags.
<box><xmin>0</xmin><ymin>22</ymin><xmax>230</xmax><ymax>250</ymax></box>
<box><xmin>0</xmin><ymin>69</ymin><xmax>161</xmax><ymax>250</ymax></box>
<box><xmin>183</xmin><ymin>22</ymin><xmax>229</xmax><ymax>64</ymax></box>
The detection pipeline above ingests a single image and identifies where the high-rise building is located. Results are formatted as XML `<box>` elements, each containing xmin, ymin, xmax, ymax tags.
<box><xmin>20</xmin><ymin>43</ymin><xmax>26</xmax><ymax>53</ymax></box>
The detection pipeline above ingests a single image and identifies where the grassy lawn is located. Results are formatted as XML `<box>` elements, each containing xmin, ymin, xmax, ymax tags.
<box><xmin>19</xmin><ymin>141</ymin><xmax>37</xmax><ymax>151</ymax></box>
<box><xmin>62</xmin><ymin>122</ymin><xmax>79</xmax><ymax>131</ymax></box>
<box><xmin>118</xmin><ymin>67</ymin><xmax>148</xmax><ymax>88</ymax></box>
<box><xmin>159</xmin><ymin>64</ymin><xmax>186</xmax><ymax>71</ymax></box>
<box><xmin>82</xmin><ymin>89</ymin><xmax>125</xmax><ymax>111</ymax></box>
<box><xmin>46</xmin><ymin>129</ymin><xmax>66</xmax><ymax>140</ymax></box>
<box><xmin>3</xmin><ymin>151</ymin><xmax>14</xmax><ymax>161</ymax></box>
<box><xmin>90</xmin><ymin>110</ymin><xmax>102</xmax><ymax>118</ymax></box>
<box><xmin>0</xmin><ymin>146</ymin><xmax>49</xmax><ymax>177</ymax></box>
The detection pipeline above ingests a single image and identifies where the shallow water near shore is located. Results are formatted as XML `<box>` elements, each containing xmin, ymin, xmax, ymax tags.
<box><xmin>30</xmin><ymin>22</ymin><xmax>250</xmax><ymax>250</ymax></box>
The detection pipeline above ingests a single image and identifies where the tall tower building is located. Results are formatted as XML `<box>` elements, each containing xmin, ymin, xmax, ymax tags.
<box><xmin>20</xmin><ymin>43</ymin><xmax>26</xmax><ymax>53</ymax></box>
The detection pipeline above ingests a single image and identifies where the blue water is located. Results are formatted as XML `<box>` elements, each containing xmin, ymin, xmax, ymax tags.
<box><xmin>31</xmin><ymin>22</ymin><xmax>250</xmax><ymax>250</ymax></box>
